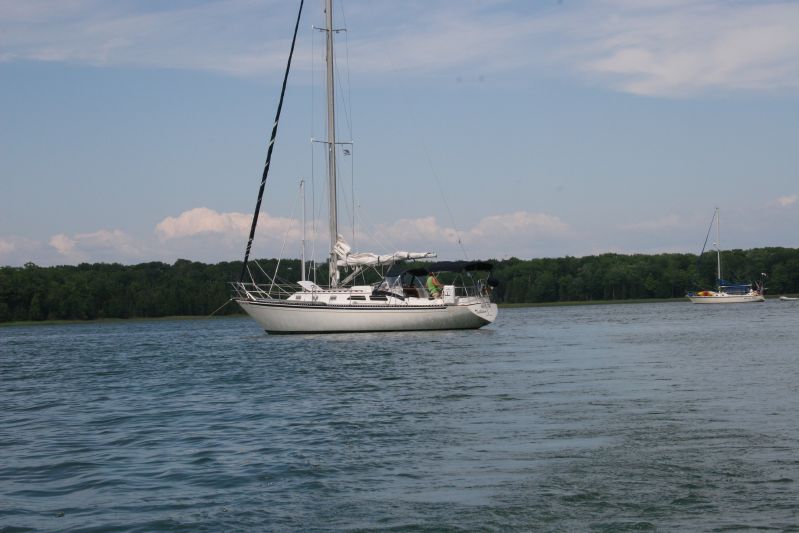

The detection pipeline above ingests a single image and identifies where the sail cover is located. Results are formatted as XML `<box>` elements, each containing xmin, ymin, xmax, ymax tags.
<box><xmin>333</xmin><ymin>236</ymin><xmax>435</xmax><ymax>267</ymax></box>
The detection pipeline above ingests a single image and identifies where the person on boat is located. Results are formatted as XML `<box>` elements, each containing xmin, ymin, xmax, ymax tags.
<box><xmin>426</xmin><ymin>272</ymin><xmax>443</xmax><ymax>299</ymax></box>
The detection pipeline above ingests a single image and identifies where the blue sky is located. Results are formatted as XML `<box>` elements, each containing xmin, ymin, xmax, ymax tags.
<box><xmin>1</xmin><ymin>0</ymin><xmax>798</xmax><ymax>266</ymax></box>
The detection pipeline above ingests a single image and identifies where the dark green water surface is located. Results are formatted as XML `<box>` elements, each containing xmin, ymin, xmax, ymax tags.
<box><xmin>2</xmin><ymin>302</ymin><xmax>798</xmax><ymax>531</ymax></box>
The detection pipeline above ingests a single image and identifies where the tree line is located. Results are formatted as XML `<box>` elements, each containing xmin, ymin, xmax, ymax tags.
<box><xmin>2</xmin><ymin>247</ymin><xmax>798</xmax><ymax>322</ymax></box>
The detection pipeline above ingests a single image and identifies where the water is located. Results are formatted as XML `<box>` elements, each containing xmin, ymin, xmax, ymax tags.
<box><xmin>2</xmin><ymin>302</ymin><xmax>798</xmax><ymax>532</ymax></box>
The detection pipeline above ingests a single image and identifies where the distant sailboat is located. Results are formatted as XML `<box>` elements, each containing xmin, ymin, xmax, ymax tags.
<box><xmin>687</xmin><ymin>208</ymin><xmax>765</xmax><ymax>304</ymax></box>
<box><xmin>231</xmin><ymin>0</ymin><xmax>498</xmax><ymax>333</ymax></box>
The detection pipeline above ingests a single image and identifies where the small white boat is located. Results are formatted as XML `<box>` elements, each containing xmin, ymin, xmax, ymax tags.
<box><xmin>687</xmin><ymin>208</ymin><xmax>765</xmax><ymax>304</ymax></box>
<box><xmin>688</xmin><ymin>287</ymin><xmax>765</xmax><ymax>304</ymax></box>
<box><xmin>779</xmin><ymin>296</ymin><xmax>798</xmax><ymax>301</ymax></box>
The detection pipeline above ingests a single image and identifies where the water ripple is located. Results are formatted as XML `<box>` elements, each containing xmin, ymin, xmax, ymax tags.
<box><xmin>2</xmin><ymin>304</ymin><xmax>799</xmax><ymax>530</ymax></box>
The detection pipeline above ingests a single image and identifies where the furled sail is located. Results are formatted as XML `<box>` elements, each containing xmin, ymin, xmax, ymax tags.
<box><xmin>333</xmin><ymin>236</ymin><xmax>435</xmax><ymax>267</ymax></box>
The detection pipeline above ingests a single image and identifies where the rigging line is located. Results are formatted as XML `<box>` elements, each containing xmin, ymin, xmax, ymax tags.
<box><xmin>351</xmin><ymin>145</ymin><xmax>355</xmax><ymax>250</ymax></box>
<box><xmin>339</xmin><ymin>5</ymin><xmax>357</xmax><ymax>247</ymax></box>
<box><xmin>354</xmin><ymin>203</ymin><xmax>399</xmax><ymax>255</ymax></box>
<box><xmin>252</xmin><ymin>261</ymin><xmax>285</xmax><ymax>297</ymax></box>
<box><xmin>416</xmin><ymin>122</ymin><xmax>468</xmax><ymax>260</ymax></box>
<box><xmin>329</xmin><ymin>2</ymin><xmax>356</xmax><ymax>248</ymax></box>
<box><xmin>340</xmin><ymin>0</ymin><xmax>354</xmax><ymax>142</ymax></box>
<box><xmin>699</xmin><ymin>209</ymin><xmax>716</xmax><ymax>256</ymax></box>
<box><xmin>309</xmin><ymin>17</ymin><xmax>320</xmax><ymax>283</ymax></box>
<box><xmin>327</xmin><ymin>1</ymin><xmax>353</xmax><ymax>140</ymax></box>
<box><xmin>246</xmin><ymin>263</ymin><xmax>263</xmax><ymax>289</ymax></box>
<box><xmin>252</xmin><ymin>261</ymin><xmax>268</xmax><ymax>283</ymax></box>
<box><xmin>308</xmin><ymin>15</ymin><xmax>316</xmax><ymax>152</ymax></box>
<box><xmin>334</xmin><ymin>45</ymin><xmax>354</xmax><ymax>139</ymax></box>
<box><xmin>333</xmin><ymin>88</ymin><xmax>356</xmax><ymax>251</ymax></box>
<box><xmin>311</xmin><ymin>150</ymin><xmax>319</xmax><ymax>284</ymax></box>
<box><xmin>310</xmin><ymin>14</ymin><xmax>315</xmax><ymax>182</ymax></box>
<box><xmin>312</xmin><ymin>18</ymin><xmax>328</xmax><ymax>285</ymax></box>
<box><xmin>335</xmin><ymin>153</ymin><xmax>355</xmax><ymax>239</ymax></box>
<box><xmin>239</xmin><ymin>0</ymin><xmax>305</xmax><ymax>282</ymax></box>
<box><xmin>310</xmin><ymin>23</ymin><xmax>317</xmax><ymax>284</ymax></box>
<box><xmin>696</xmin><ymin>209</ymin><xmax>717</xmax><ymax>276</ymax></box>
<box><xmin>330</xmin><ymin>49</ymin><xmax>356</xmax><ymax>248</ymax></box>
<box><xmin>376</xmin><ymin>38</ymin><xmax>469</xmax><ymax>260</ymax></box>
<box><xmin>207</xmin><ymin>298</ymin><xmax>234</xmax><ymax>318</ymax></box>
<box><xmin>269</xmin><ymin>176</ymin><xmax>304</xmax><ymax>294</ymax></box>
<box><xmin>333</xmin><ymin>56</ymin><xmax>353</xmax><ymax>138</ymax></box>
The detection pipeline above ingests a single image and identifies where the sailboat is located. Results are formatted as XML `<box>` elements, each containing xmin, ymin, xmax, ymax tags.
<box><xmin>686</xmin><ymin>207</ymin><xmax>765</xmax><ymax>304</ymax></box>
<box><xmin>231</xmin><ymin>0</ymin><xmax>498</xmax><ymax>333</ymax></box>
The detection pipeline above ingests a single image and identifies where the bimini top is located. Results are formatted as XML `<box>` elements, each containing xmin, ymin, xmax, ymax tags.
<box><xmin>718</xmin><ymin>282</ymin><xmax>753</xmax><ymax>295</ymax></box>
<box><xmin>427</xmin><ymin>260</ymin><xmax>493</xmax><ymax>273</ymax></box>
<box><xmin>718</xmin><ymin>279</ymin><xmax>751</xmax><ymax>288</ymax></box>
<box><xmin>386</xmin><ymin>261</ymin><xmax>494</xmax><ymax>277</ymax></box>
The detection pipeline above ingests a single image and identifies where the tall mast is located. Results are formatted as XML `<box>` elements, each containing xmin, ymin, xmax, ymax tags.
<box><xmin>715</xmin><ymin>207</ymin><xmax>721</xmax><ymax>284</ymax></box>
<box><xmin>325</xmin><ymin>0</ymin><xmax>339</xmax><ymax>287</ymax></box>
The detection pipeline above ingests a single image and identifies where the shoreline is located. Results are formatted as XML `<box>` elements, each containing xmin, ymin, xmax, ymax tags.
<box><xmin>499</xmin><ymin>297</ymin><xmax>689</xmax><ymax>308</ymax></box>
<box><xmin>0</xmin><ymin>314</ymin><xmax>244</xmax><ymax>328</ymax></box>
<box><xmin>5</xmin><ymin>295</ymin><xmax>790</xmax><ymax>327</ymax></box>
<box><xmin>1</xmin><ymin>298</ymin><xmax>690</xmax><ymax>327</ymax></box>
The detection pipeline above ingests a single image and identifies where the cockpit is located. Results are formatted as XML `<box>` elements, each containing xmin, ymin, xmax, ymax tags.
<box><xmin>373</xmin><ymin>268</ymin><xmax>430</xmax><ymax>299</ymax></box>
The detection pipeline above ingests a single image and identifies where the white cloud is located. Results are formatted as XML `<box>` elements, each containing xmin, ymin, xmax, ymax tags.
<box><xmin>155</xmin><ymin>207</ymin><xmax>301</xmax><ymax>242</ymax></box>
<box><xmin>156</xmin><ymin>207</ymin><xmax>250</xmax><ymax>240</ymax></box>
<box><xmin>49</xmin><ymin>233</ymin><xmax>78</xmax><ymax>257</ymax></box>
<box><xmin>366</xmin><ymin>211</ymin><xmax>570</xmax><ymax>258</ymax></box>
<box><xmin>377</xmin><ymin>216</ymin><xmax>460</xmax><ymax>246</ymax></box>
<box><xmin>49</xmin><ymin>229</ymin><xmax>144</xmax><ymax>263</ymax></box>
<box><xmin>3</xmin><ymin>1</ymin><xmax>799</xmax><ymax>96</ymax></box>
<box><xmin>0</xmin><ymin>0</ymin><xmax>300</xmax><ymax>74</ymax></box>
<box><xmin>0</xmin><ymin>236</ymin><xmax>49</xmax><ymax>266</ymax></box>
<box><xmin>777</xmin><ymin>194</ymin><xmax>798</xmax><ymax>207</ymax></box>
<box><xmin>8</xmin><ymin>200</ymin><xmax>796</xmax><ymax>265</ymax></box>
<box><xmin>469</xmin><ymin>211</ymin><xmax>569</xmax><ymax>239</ymax></box>
<box><xmin>578</xmin><ymin>0</ymin><xmax>799</xmax><ymax>96</ymax></box>
<box><xmin>0</xmin><ymin>238</ymin><xmax>15</xmax><ymax>256</ymax></box>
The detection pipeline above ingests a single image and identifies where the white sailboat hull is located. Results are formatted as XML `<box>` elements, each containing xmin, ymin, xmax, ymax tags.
<box><xmin>237</xmin><ymin>299</ymin><xmax>497</xmax><ymax>333</ymax></box>
<box><xmin>688</xmin><ymin>208</ymin><xmax>767</xmax><ymax>305</ymax></box>
<box><xmin>233</xmin><ymin>1</ymin><xmax>500</xmax><ymax>335</ymax></box>
<box><xmin>688</xmin><ymin>294</ymin><xmax>765</xmax><ymax>304</ymax></box>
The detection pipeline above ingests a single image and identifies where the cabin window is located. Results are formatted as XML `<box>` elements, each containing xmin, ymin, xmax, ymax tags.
<box><xmin>330</xmin><ymin>296</ymin><xmax>337</xmax><ymax>301</ymax></box>
<box><xmin>370</xmin><ymin>295</ymin><xmax>387</xmax><ymax>301</ymax></box>
<box><xmin>348</xmin><ymin>295</ymin><xmax>366</xmax><ymax>301</ymax></box>
<box><xmin>294</xmin><ymin>295</ymin><xmax>301</xmax><ymax>300</ymax></box>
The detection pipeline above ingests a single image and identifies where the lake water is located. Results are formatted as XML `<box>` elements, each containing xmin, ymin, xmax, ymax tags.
<box><xmin>2</xmin><ymin>301</ymin><xmax>798</xmax><ymax>531</ymax></box>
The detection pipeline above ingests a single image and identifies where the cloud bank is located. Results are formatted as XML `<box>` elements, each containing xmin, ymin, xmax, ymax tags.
<box><xmin>49</xmin><ymin>229</ymin><xmax>145</xmax><ymax>263</ymax></box>
<box><xmin>3</xmin><ymin>201</ymin><xmax>799</xmax><ymax>266</ymax></box>
<box><xmin>154</xmin><ymin>207</ymin><xmax>572</xmax><ymax>259</ymax></box>
<box><xmin>155</xmin><ymin>207</ymin><xmax>250</xmax><ymax>240</ymax></box>
<box><xmin>2</xmin><ymin>0</ymin><xmax>799</xmax><ymax>96</ymax></box>
<box><xmin>580</xmin><ymin>0</ymin><xmax>799</xmax><ymax>96</ymax></box>
<box><xmin>0</xmin><ymin>238</ymin><xmax>14</xmax><ymax>256</ymax></box>
<box><xmin>0</xmin><ymin>207</ymin><xmax>573</xmax><ymax>265</ymax></box>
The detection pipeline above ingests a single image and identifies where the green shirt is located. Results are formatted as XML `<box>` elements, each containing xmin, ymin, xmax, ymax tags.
<box><xmin>427</xmin><ymin>276</ymin><xmax>441</xmax><ymax>294</ymax></box>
